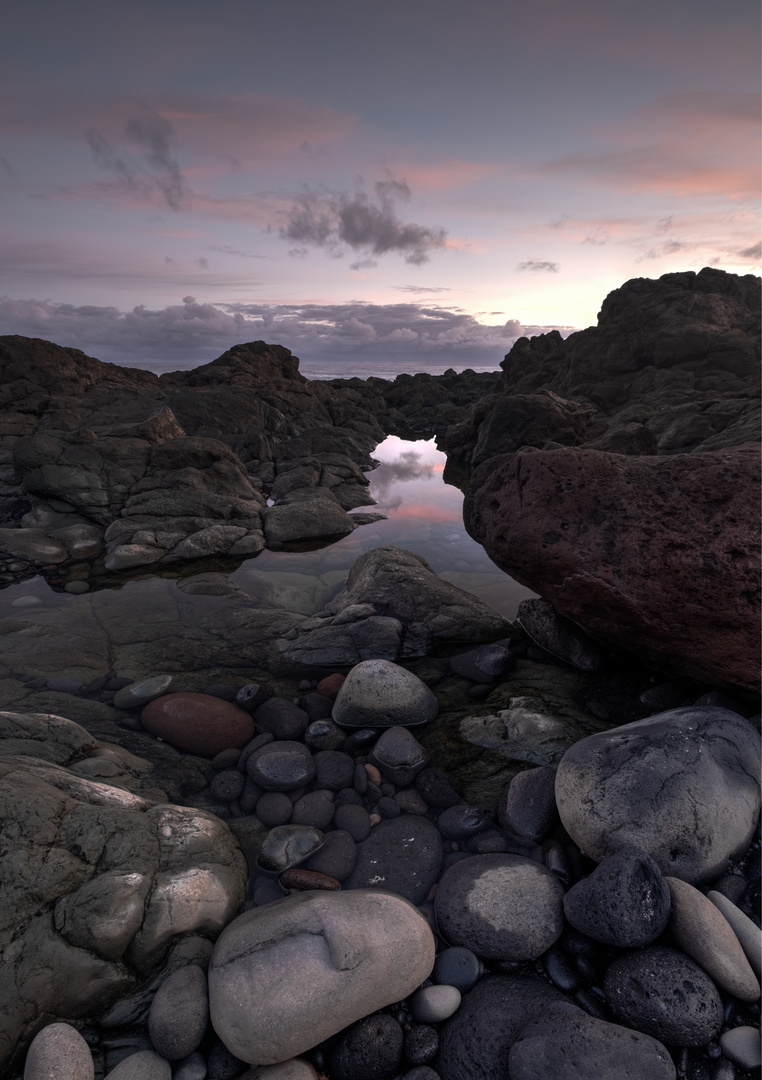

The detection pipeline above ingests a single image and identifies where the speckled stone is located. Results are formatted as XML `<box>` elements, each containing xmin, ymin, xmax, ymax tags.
<box><xmin>148</xmin><ymin>964</ymin><xmax>208</xmax><ymax>1060</ymax></box>
<box><xmin>332</xmin><ymin>660</ymin><xmax>438</xmax><ymax>728</ymax></box>
<box><xmin>410</xmin><ymin>985</ymin><xmax>462</xmax><ymax>1023</ymax></box>
<box><xmin>23</xmin><ymin>1023</ymin><xmax>94</xmax><ymax>1080</ymax></box>
<box><xmin>345</xmin><ymin>816</ymin><xmax>443</xmax><ymax>904</ymax></box>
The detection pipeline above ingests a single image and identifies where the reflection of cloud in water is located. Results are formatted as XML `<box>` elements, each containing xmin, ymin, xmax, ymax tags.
<box><xmin>369</xmin><ymin>450</ymin><xmax>435</xmax><ymax>509</ymax></box>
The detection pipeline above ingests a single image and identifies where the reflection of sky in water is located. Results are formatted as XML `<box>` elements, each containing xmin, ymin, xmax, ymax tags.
<box><xmin>235</xmin><ymin>435</ymin><xmax>536</xmax><ymax>620</ymax></box>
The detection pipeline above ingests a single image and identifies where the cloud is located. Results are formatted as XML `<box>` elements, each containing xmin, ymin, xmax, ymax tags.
<box><xmin>280</xmin><ymin>179</ymin><xmax>448</xmax><ymax>265</ymax></box>
<box><xmin>393</xmin><ymin>285</ymin><xmax>452</xmax><ymax>293</ymax></box>
<box><xmin>368</xmin><ymin>450</ymin><xmax>436</xmax><ymax>509</ymax></box>
<box><xmin>739</xmin><ymin>241</ymin><xmax>761</xmax><ymax>260</ymax></box>
<box><xmin>517</xmin><ymin>260</ymin><xmax>559</xmax><ymax>273</ymax></box>
<box><xmin>87</xmin><ymin>105</ymin><xmax>189</xmax><ymax>210</ymax></box>
<box><xmin>0</xmin><ymin>294</ymin><xmax>576</xmax><ymax>370</ymax></box>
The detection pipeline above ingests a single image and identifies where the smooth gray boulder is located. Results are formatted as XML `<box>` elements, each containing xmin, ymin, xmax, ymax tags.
<box><xmin>147</xmin><ymin>964</ymin><xmax>209</xmax><ymax>1060</ymax></box>
<box><xmin>262</xmin><ymin>489</ymin><xmax>357</xmax><ymax>546</ymax></box>
<box><xmin>555</xmin><ymin>706</ymin><xmax>761</xmax><ymax>884</ymax></box>
<box><xmin>332</xmin><ymin>660</ymin><xmax>438</xmax><ymax>728</ymax></box>
<box><xmin>208</xmin><ymin>889</ymin><xmax>435</xmax><ymax>1065</ymax></box>
<box><xmin>23</xmin><ymin>1023</ymin><xmax>94</xmax><ymax>1080</ymax></box>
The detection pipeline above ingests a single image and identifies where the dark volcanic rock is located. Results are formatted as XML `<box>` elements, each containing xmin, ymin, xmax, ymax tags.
<box><xmin>345</xmin><ymin>815</ymin><xmax>443</xmax><ymax>903</ymax></box>
<box><xmin>465</xmin><ymin>443</ymin><xmax>761</xmax><ymax>691</ymax></box>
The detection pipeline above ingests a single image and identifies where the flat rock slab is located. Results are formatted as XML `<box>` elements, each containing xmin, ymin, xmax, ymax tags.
<box><xmin>464</xmin><ymin>443</ymin><xmax>761</xmax><ymax>692</ymax></box>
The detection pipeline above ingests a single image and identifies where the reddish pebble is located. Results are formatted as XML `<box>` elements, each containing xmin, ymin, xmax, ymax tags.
<box><xmin>141</xmin><ymin>692</ymin><xmax>255</xmax><ymax>756</ymax></box>
<box><xmin>316</xmin><ymin>673</ymin><xmax>345</xmax><ymax>700</ymax></box>
<box><xmin>279</xmin><ymin>868</ymin><xmax>342</xmax><ymax>891</ymax></box>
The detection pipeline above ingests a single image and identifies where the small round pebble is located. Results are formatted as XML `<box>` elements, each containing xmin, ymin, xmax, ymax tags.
<box><xmin>148</xmin><ymin>964</ymin><xmax>208</xmax><ymax>1060</ymax></box>
<box><xmin>234</xmin><ymin>682</ymin><xmax>269</xmax><ymax>713</ymax></box>
<box><xmin>334</xmin><ymin>803</ymin><xmax>372</xmax><ymax>841</ymax></box>
<box><xmin>410</xmin><ymin>985</ymin><xmax>462</xmax><ymax>1023</ymax></box>
<box><xmin>113</xmin><ymin>674</ymin><xmax>174</xmax><ymax>710</ymax></box>
<box><xmin>299</xmin><ymin>692</ymin><xmax>334</xmax><ymax>721</ymax></box>
<box><xmin>211</xmin><ymin>747</ymin><xmax>242</xmax><ymax>770</ymax></box>
<box><xmin>254</xmin><ymin>697</ymin><xmax>310</xmax><ymax>740</ymax></box>
<box><xmin>209</xmin><ymin>769</ymin><xmax>246</xmax><ymax>802</ymax></box>
<box><xmin>369</xmin><ymin>726</ymin><xmax>429</xmax><ymax>786</ymax></box>
<box><xmin>64</xmin><ymin>579</ymin><xmax>90</xmax><ymax>594</ymax></box>
<box><xmin>404</xmin><ymin>1025</ymin><xmax>439</xmax><ymax>1066</ymax></box>
<box><xmin>256</xmin><ymin>792</ymin><xmax>294</xmax><ymax>827</ymax></box>
<box><xmin>247</xmin><ymin>741</ymin><xmax>316</xmax><ymax>791</ymax></box>
<box><xmin>304</xmin><ymin>718</ymin><xmax>345</xmax><ymax>751</ymax></box>
<box><xmin>432</xmin><ymin>947</ymin><xmax>482</xmax><ymax>992</ymax></box>
<box><xmin>312</xmin><ymin>750</ymin><xmax>355</xmax><ymax>791</ymax></box>
<box><xmin>395</xmin><ymin>789</ymin><xmax>429</xmax><ymax>815</ymax></box>
<box><xmin>24</xmin><ymin>1023</ymin><xmax>94</xmax><ymax>1080</ymax></box>
<box><xmin>203</xmin><ymin>683</ymin><xmax>238</xmax><ymax>701</ymax></box>
<box><xmin>47</xmin><ymin>675</ymin><xmax>85</xmax><ymax>693</ymax></box>
<box><xmin>365</xmin><ymin>762</ymin><xmax>383</xmax><ymax>785</ymax></box>
<box><xmin>719</xmin><ymin>1027</ymin><xmax>761</xmax><ymax>1070</ymax></box>
<box><xmin>290</xmin><ymin>790</ymin><xmax>335</xmax><ymax>829</ymax></box>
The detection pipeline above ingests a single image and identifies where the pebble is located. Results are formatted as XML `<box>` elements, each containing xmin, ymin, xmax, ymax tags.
<box><xmin>172</xmin><ymin>1051</ymin><xmax>207</xmax><ymax>1080</ymax></box>
<box><xmin>498</xmin><ymin>766</ymin><xmax>558</xmax><ymax>842</ymax></box>
<box><xmin>346</xmin><ymin>815</ymin><xmax>443</xmax><ymax>903</ymax></box>
<box><xmin>279</xmin><ymin>868</ymin><xmax>341</xmax><ymax>891</ymax></box>
<box><xmin>203</xmin><ymin>683</ymin><xmax>238</xmax><ymax>701</ymax></box>
<box><xmin>435</xmin><ymin>805</ymin><xmax>491</xmax><ymax>840</ymax></box>
<box><xmin>395</xmin><ymin>788</ymin><xmax>429</xmax><ymax>815</ymax></box>
<box><xmin>468</xmin><ymin>831</ymin><xmax>509</xmax><ymax>854</ymax></box>
<box><xmin>708</xmin><ymin>889</ymin><xmax>762</xmax><ymax>978</ymax></box>
<box><xmin>435</xmin><ymin>853</ymin><xmax>564</xmax><ymax>961</ymax></box>
<box><xmin>401</xmin><ymin>1070</ymin><xmax>441</xmax><ymax>1080</ymax></box>
<box><xmin>410</xmin><ymin>985</ymin><xmax>462</xmax><ymax>1023</ymax></box>
<box><xmin>365</xmin><ymin>762</ymin><xmax>383</xmax><ymax>785</ymax></box>
<box><xmin>353</xmin><ymin>761</ymin><xmax>368</xmax><ymax>794</ymax></box>
<box><xmin>298</xmin><ymin>692</ymin><xmax>334</xmax><ymax>721</ymax></box>
<box><xmin>148</xmin><ymin>964</ymin><xmax>208</xmax><ymax>1060</ymax></box>
<box><xmin>329</xmin><ymin>1014</ymin><xmax>404</xmax><ymax>1080</ymax></box>
<box><xmin>206</xmin><ymin>1039</ymin><xmax>248</xmax><ymax>1079</ymax></box>
<box><xmin>563</xmin><ymin>845</ymin><xmax>671</xmax><ymax>947</ymax></box>
<box><xmin>112</xmin><ymin>674</ymin><xmax>174</xmax><ymax>710</ymax></box>
<box><xmin>290</xmin><ymin>789</ymin><xmax>336</xmax><ymax>829</ymax></box>
<box><xmin>250</xmin><ymin>1061</ymin><xmax>320</xmax><ymax>1079</ymax></box>
<box><xmin>449</xmin><ymin>642</ymin><xmax>514</xmax><ymax>684</ymax></box>
<box><xmin>404</xmin><ymin>1025</ymin><xmax>439</xmax><ymax>1066</ymax></box>
<box><xmin>543</xmin><ymin>945</ymin><xmax>582</xmax><ymax>993</ymax></box>
<box><xmin>369</xmin><ymin>726</ymin><xmax>429</xmax><ymax>785</ymax></box>
<box><xmin>304</xmin><ymin>718</ymin><xmax>345</xmax><ymax>750</ymax></box>
<box><xmin>258</xmin><ymin>825</ymin><xmax>324</xmax><ymax>873</ymax></box>
<box><xmin>377</xmin><ymin>795</ymin><xmax>402</xmax><ymax>818</ymax></box>
<box><xmin>47</xmin><ymin>675</ymin><xmax>85</xmax><ymax>693</ymax></box>
<box><xmin>312</xmin><ymin>749</ymin><xmax>355</xmax><ymax>790</ymax></box>
<box><xmin>64</xmin><ymin>579</ymin><xmax>90</xmax><ymax>594</ymax></box>
<box><xmin>254</xmin><ymin>698</ymin><xmax>310</xmax><ymax>740</ymax></box>
<box><xmin>247</xmin><ymin>741</ymin><xmax>316</xmax><ymax>791</ymax></box>
<box><xmin>306</xmin><ymin>829</ymin><xmax>358</xmax><ymax>881</ymax></box>
<box><xmin>211</xmin><ymin>747</ymin><xmax>242</xmax><ymax>770</ymax></box>
<box><xmin>334</xmin><ymin>802</ymin><xmax>372</xmax><ymax>841</ymax></box>
<box><xmin>604</xmin><ymin>945</ymin><xmax>724</xmax><ymax>1046</ymax></box>
<box><xmin>433</xmin><ymin>947</ymin><xmax>482</xmax><ymax>993</ymax></box>
<box><xmin>719</xmin><ymin>1027</ymin><xmax>761</xmax><ymax>1070</ymax></box>
<box><xmin>234</xmin><ymin>682</ymin><xmax>270</xmax><ymax>713</ymax></box>
<box><xmin>208</xmin><ymin>769</ymin><xmax>245</xmax><ymax>802</ymax></box>
<box><xmin>104</xmin><ymin>1051</ymin><xmax>172</xmax><ymax>1080</ymax></box>
<box><xmin>666</xmin><ymin>877</ymin><xmax>760</xmax><ymax>1001</ymax></box>
<box><xmin>508</xmin><ymin>1003</ymin><xmax>677</xmax><ymax>1080</ymax></box>
<box><xmin>332</xmin><ymin>659</ymin><xmax>439</xmax><ymax>727</ymax></box>
<box><xmin>24</xmin><ymin>1023</ymin><xmax>94</xmax><ymax>1080</ymax></box>
<box><xmin>256</xmin><ymin>792</ymin><xmax>294</xmax><ymax>827</ymax></box>
<box><xmin>142</xmin><ymin>693</ymin><xmax>255</xmax><ymax>756</ymax></box>
<box><xmin>316</xmin><ymin>672</ymin><xmax>345</xmax><ymax>698</ymax></box>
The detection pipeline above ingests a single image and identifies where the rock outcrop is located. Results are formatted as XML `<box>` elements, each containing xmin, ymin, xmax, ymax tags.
<box><xmin>464</xmin><ymin>443</ymin><xmax>761</xmax><ymax>691</ymax></box>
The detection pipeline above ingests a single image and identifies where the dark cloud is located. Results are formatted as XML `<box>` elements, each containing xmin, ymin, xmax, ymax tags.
<box><xmin>86</xmin><ymin>106</ymin><xmax>188</xmax><ymax>210</ymax></box>
<box><xmin>0</xmin><ymin>294</ymin><xmax>576</xmax><ymax>372</ymax></box>
<box><xmin>516</xmin><ymin>259</ymin><xmax>559</xmax><ymax>273</ymax></box>
<box><xmin>739</xmin><ymin>241</ymin><xmax>761</xmax><ymax>259</ymax></box>
<box><xmin>281</xmin><ymin>179</ymin><xmax>447</xmax><ymax>265</ymax></box>
<box><xmin>208</xmin><ymin>244</ymin><xmax>269</xmax><ymax>259</ymax></box>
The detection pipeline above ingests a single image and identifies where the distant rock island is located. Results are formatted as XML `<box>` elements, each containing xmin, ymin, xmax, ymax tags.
<box><xmin>0</xmin><ymin>265</ymin><xmax>759</xmax><ymax>691</ymax></box>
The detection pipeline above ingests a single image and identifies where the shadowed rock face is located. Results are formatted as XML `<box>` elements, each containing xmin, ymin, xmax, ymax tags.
<box><xmin>464</xmin><ymin>443</ymin><xmax>761</xmax><ymax>692</ymax></box>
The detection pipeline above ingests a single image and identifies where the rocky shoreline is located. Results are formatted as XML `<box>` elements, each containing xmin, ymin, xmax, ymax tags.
<box><xmin>0</xmin><ymin>267</ymin><xmax>760</xmax><ymax>1080</ymax></box>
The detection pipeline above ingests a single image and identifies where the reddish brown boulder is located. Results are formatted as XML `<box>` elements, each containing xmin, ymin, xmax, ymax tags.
<box><xmin>316</xmin><ymin>673</ymin><xmax>346</xmax><ymax>700</ymax></box>
<box><xmin>464</xmin><ymin>444</ymin><xmax>761</xmax><ymax>692</ymax></box>
<box><xmin>141</xmin><ymin>692</ymin><xmax>255</xmax><ymax>755</ymax></box>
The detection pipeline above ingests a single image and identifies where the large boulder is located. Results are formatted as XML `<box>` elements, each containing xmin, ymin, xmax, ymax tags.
<box><xmin>0</xmin><ymin>711</ymin><xmax>246</xmax><ymax>1068</ymax></box>
<box><xmin>207</xmin><ymin>889</ymin><xmax>435</xmax><ymax>1065</ymax></box>
<box><xmin>555</xmin><ymin>706</ymin><xmax>761</xmax><ymax>884</ymax></box>
<box><xmin>464</xmin><ymin>443</ymin><xmax>761</xmax><ymax>691</ymax></box>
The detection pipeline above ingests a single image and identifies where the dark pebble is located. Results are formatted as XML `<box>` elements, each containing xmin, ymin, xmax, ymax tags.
<box><xmin>209</xmin><ymin>769</ymin><xmax>246</xmax><ymax>802</ymax></box>
<box><xmin>354</xmin><ymin>762</ymin><xmax>368</xmax><ymax>794</ymax></box>
<box><xmin>498</xmin><ymin>766</ymin><xmax>558</xmax><ymax>842</ymax></box>
<box><xmin>336</xmin><ymin>787</ymin><xmax>365</xmax><ymax>807</ymax></box>
<box><xmin>299</xmin><ymin>691</ymin><xmax>334</xmax><ymax>721</ymax></box>
<box><xmin>433</xmin><ymin>947</ymin><xmax>482</xmax><ymax>993</ymax></box>
<box><xmin>203</xmin><ymin>683</ymin><xmax>238</xmax><ymax>702</ymax></box>
<box><xmin>247</xmin><ymin>740</ymin><xmax>316</xmax><ymax>791</ymax></box>
<box><xmin>239</xmin><ymin>779</ymin><xmax>263</xmax><ymax>813</ymax></box>
<box><xmin>255</xmin><ymin>791</ymin><xmax>293</xmax><ymax>827</ymax></box>
<box><xmin>291</xmin><ymin>789</ymin><xmax>336</xmax><ymax>829</ymax></box>
<box><xmin>401</xmin><ymin>1069</ymin><xmax>441</xmax><ymax>1080</ymax></box>
<box><xmin>436</xmin><ymin>804</ymin><xmax>491</xmax><ymax>840</ymax></box>
<box><xmin>330</xmin><ymin>1013</ymin><xmax>403</xmax><ymax>1080</ymax></box>
<box><xmin>254</xmin><ymin>697</ymin><xmax>310</xmax><ymax>740</ymax></box>
<box><xmin>47</xmin><ymin>675</ymin><xmax>84</xmax><ymax>693</ymax></box>
<box><xmin>416</xmin><ymin>767</ymin><xmax>462</xmax><ymax>809</ymax></box>
<box><xmin>234</xmin><ymin>682</ymin><xmax>270</xmax><ymax>713</ymax></box>
<box><xmin>207</xmin><ymin>1038</ymin><xmax>248</xmax><ymax>1079</ymax></box>
<box><xmin>404</xmin><ymin>1025</ymin><xmax>439</xmax><ymax>1066</ymax></box>
<box><xmin>377</xmin><ymin>796</ymin><xmax>402</xmax><ymax>818</ymax></box>
<box><xmin>279</xmin><ymin>868</ymin><xmax>341</xmax><ymax>891</ymax></box>
<box><xmin>306</xmin><ymin>829</ymin><xmax>358</xmax><ymax>881</ymax></box>
<box><xmin>334</xmin><ymin>802</ymin><xmax>372</xmax><ymax>841</ymax></box>
<box><xmin>304</xmin><ymin>718</ymin><xmax>345</xmax><ymax>751</ymax></box>
<box><xmin>543</xmin><ymin>840</ymin><xmax>573</xmax><ymax>886</ymax></box>
<box><xmin>342</xmin><ymin>728</ymin><xmax>379</xmax><ymax>751</ymax></box>
<box><xmin>467</xmin><ymin>830</ymin><xmax>509</xmax><ymax>854</ymax></box>
<box><xmin>543</xmin><ymin>945</ymin><xmax>581</xmax><ymax>993</ymax></box>
<box><xmin>365</xmin><ymin>782</ymin><xmax>383</xmax><ymax>805</ymax></box>
<box><xmin>211</xmin><ymin>748</ymin><xmax>242</xmax><ymax>770</ymax></box>
<box><xmin>346</xmin><ymin>815</ymin><xmax>443</xmax><ymax>903</ymax></box>
<box><xmin>574</xmin><ymin>988</ymin><xmax>612</xmax><ymax>1021</ymax></box>
<box><xmin>313</xmin><ymin>749</ymin><xmax>356</xmax><ymax>791</ymax></box>
<box><xmin>237</xmin><ymin>731</ymin><xmax>274</xmax><ymax>771</ymax></box>
<box><xmin>450</xmin><ymin>642</ymin><xmax>514</xmax><ymax>684</ymax></box>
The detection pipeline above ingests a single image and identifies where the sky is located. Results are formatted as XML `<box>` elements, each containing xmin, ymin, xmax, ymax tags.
<box><xmin>0</xmin><ymin>0</ymin><xmax>759</xmax><ymax>374</ymax></box>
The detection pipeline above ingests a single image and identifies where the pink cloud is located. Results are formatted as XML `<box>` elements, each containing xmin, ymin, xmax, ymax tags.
<box><xmin>390</xmin><ymin>160</ymin><xmax>500</xmax><ymax>191</ymax></box>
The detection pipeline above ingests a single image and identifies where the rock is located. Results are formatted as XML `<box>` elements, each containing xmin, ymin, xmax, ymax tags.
<box><xmin>206</xmin><ymin>1038</ymin><xmax>248</xmax><ymax>1080</ymax></box>
<box><xmin>369</xmin><ymin>727</ymin><xmax>429</xmax><ymax>786</ymax></box>
<box><xmin>517</xmin><ymin>599</ymin><xmax>604</xmax><ymax>671</ymax></box>
<box><xmin>436</xmin><ymin>973</ymin><xmax>566</xmax><ymax>1080</ymax></box>
<box><xmin>329</xmin><ymin>1014</ymin><xmax>404</xmax><ymax>1080</ymax></box>
<box><xmin>465</xmin><ymin>444</ymin><xmax>761</xmax><ymax>692</ymax></box>
<box><xmin>449</xmin><ymin>643</ymin><xmax>515</xmax><ymax>684</ymax></box>
<box><xmin>345</xmin><ymin>816</ymin><xmax>443</xmax><ymax>903</ymax></box>
<box><xmin>255</xmin><ymin>792</ymin><xmax>294</xmax><ymax>827</ymax></box>
<box><xmin>435</xmin><ymin>805</ymin><xmax>491</xmax><ymax>840</ymax></box>
<box><xmin>404</xmin><ymin>1027</ymin><xmax>438</xmax><ymax>1067</ymax></box>
<box><xmin>508</xmin><ymin>1003</ymin><xmax>676</xmax><ymax>1080</ymax></box>
<box><xmin>434</xmin><ymin>853</ymin><xmax>564</xmax><ymax>960</ymax></box>
<box><xmin>113</xmin><ymin>675</ymin><xmax>175</xmax><ymax>711</ymax></box>
<box><xmin>332</xmin><ymin>660</ymin><xmax>438</xmax><ymax>729</ymax></box>
<box><xmin>24</xmin><ymin>1023</ymin><xmax>94</xmax><ymax>1080</ymax></box>
<box><xmin>253</xmin><ymin>699</ymin><xmax>310</xmax><ymax>741</ymax></box>
<box><xmin>312</xmin><ymin>750</ymin><xmax>355</xmax><ymax>791</ymax></box>
<box><xmin>246</xmin><ymin>742</ymin><xmax>316</xmax><ymax>792</ymax></box>
<box><xmin>148</xmin><ymin>964</ymin><xmax>209</xmax><ymax>1060</ymax></box>
<box><xmin>604</xmin><ymin>946</ymin><xmax>724</xmax><ymax>1046</ymax></box>
<box><xmin>298</xmin><ymin>692</ymin><xmax>333</xmax><ymax>721</ymax></box>
<box><xmin>290</xmin><ymin>790</ymin><xmax>335</xmax><ymax>830</ymax></box>
<box><xmin>719</xmin><ymin>1027</ymin><xmax>762</xmax><ymax>1070</ymax></box>
<box><xmin>376</xmin><ymin>796</ymin><xmax>401</xmax><ymax>818</ymax></box>
<box><xmin>666</xmin><ymin>877</ymin><xmax>760</xmax><ymax>1000</ymax></box>
<box><xmin>104</xmin><ymin>1051</ymin><xmax>172</xmax><ymax>1080</ymax></box>
<box><xmin>305</xmin><ymin>829</ymin><xmax>357</xmax><ymax>881</ymax></box>
<box><xmin>207</xmin><ymin>889</ymin><xmax>435</xmax><ymax>1065</ymax></box>
<box><xmin>555</xmin><ymin>706</ymin><xmax>761</xmax><ymax>884</ymax></box>
<box><xmin>172</xmin><ymin>1051</ymin><xmax>207</xmax><ymax>1080</ymax></box>
<box><xmin>707</xmin><ymin>890</ymin><xmax>762</xmax><ymax>978</ymax></box>
<box><xmin>394</xmin><ymin>789</ymin><xmax>429</xmax><ymax>815</ymax></box>
<box><xmin>251</xmin><ymin>1061</ymin><xmax>320</xmax><ymax>1080</ymax></box>
<box><xmin>410</xmin><ymin>985</ymin><xmax>462</xmax><ymax>1023</ymax></box>
<box><xmin>316</xmin><ymin>674</ymin><xmax>345</xmax><ymax>699</ymax></box>
<box><xmin>498</xmin><ymin>766</ymin><xmax>558</xmax><ymax>842</ymax></box>
<box><xmin>562</xmin><ymin>846</ymin><xmax>671</xmax><ymax>947</ymax></box>
<box><xmin>210</xmin><ymin>770</ymin><xmax>246</xmax><ymax>803</ymax></box>
<box><xmin>257</xmin><ymin>825</ymin><xmax>325</xmax><ymax>873</ymax></box>
<box><xmin>334</xmin><ymin>803</ymin><xmax>372</xmax><ymax>841</ymax></box>
<box><xmin>432</xmin><ymin>947</ymin><xmax>482</xmax><ymax>993</ymax></box>
<box><xmin>278</xmin><ymin>868</ymin><xmax>341</xmax><ymax>892</ymax></box>
<box><xmin>141</xmin><ymin>694</ymin><xmax>255</xmax><ymax>756</ymax></box>
<box><xmin>415</xmin><ymin>768</ymin><xmax>462</xmax><ymax>809</ymax></box>
<box><xmin>262</xmin><ymin>490</ymin><xmax>357</xmax><ymax>546</ymax></box>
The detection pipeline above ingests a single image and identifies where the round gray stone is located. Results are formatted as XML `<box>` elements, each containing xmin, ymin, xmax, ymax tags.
<box><xmin>345</xmin><ymin>815</ymin><xmax>443</xmax><ymax>904</ymax></box>
<box><xmin>604</xmin><ymin>946</ymin><xmax>724</xmax><ymax>1046</ymax></box>
<box><xmin>104</xmin><ymin>1051</ymin><xmax>172</xmax><ymax>1080</ymax></box>
<box><xmin>64</xmin><ymin>580</ymin><xmax>90</xmax><ymax>594</ymax></box>
<box><xmin>332</xmin><ymin>660</ymin><xmax>438</xmax><ymax>728</ymax></box>
<box><xmin>555</xmin><ymin>706</ymin><xmax>761</xmax><ymax>884</ymax></box>
<box><xmin>290</xmin><ymin>789</ymin><xmax>335</xmax><ymax>829</ymax></box>
<box><xmin>334</xmin><ymin>803</ymin><xmax>372</xmax><ymax>842</ymax></box>
<box><xmin>255</xmin><ymin>792</ymin><xmax>294</xmax><ymax>827</ymax></box>
<box><xmin>435</xmin><ymin>853</ymin><xmax>564</xmax><ymax>960</ymax></box>
<box><xmin>719</xmin><ymin>1026</ymin><xmax>762</xmax><ymax>1070</ymax></box>
<box><xmin>247</xmin><ymin>741</ymin><xmax>316</xmax><ymax>792</ymax></box>
<box><xmin>113</xmin><ymin>675</ymin><xmax>174</xmax><ymax>711</ymax></box>
<box><xmin>24</xmin><ymin>1023</ymin><xmax>94</xmax><ymax>1080</ymax></box>
<box><xmin>148</xmin><ymin>964</ymin><xmax>208</xmax><ymax>1060</ymax></box>
<box><xmin>410</xmin><ymin>985</ymin><xmax>462</xmax><ymax>1023</ymax></box>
